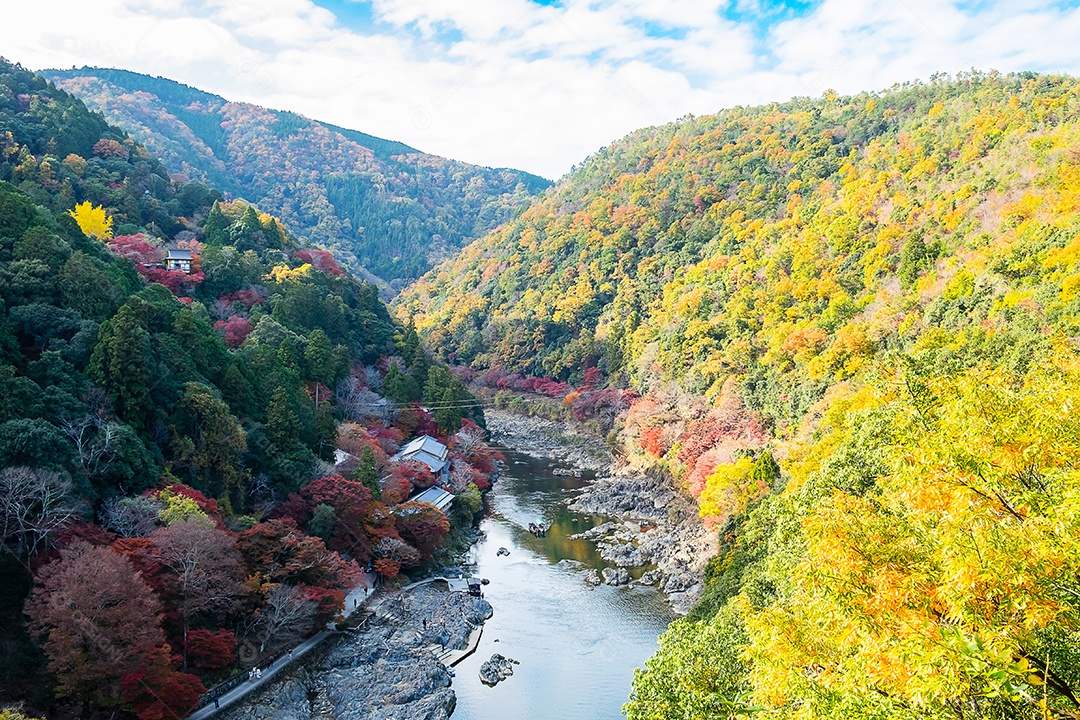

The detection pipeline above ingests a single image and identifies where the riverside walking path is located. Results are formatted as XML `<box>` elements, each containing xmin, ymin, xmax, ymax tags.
<box><xmin>363</xmin><ymin>575</ymin><xmax>485</xmax><ymax>667</ymax></box>
<box><xmin>186</xmin><ymin>572</ymin><xmax>482</xmax><ymax>719</ymax></box>
<box><xmin>186</xmin><ymin>571</ymin><xmax>376</xmax><ymax>720</ymax></box>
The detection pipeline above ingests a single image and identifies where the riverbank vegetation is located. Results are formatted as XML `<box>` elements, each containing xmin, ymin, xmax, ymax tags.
<box><xmin>396</xmin><ymin>72</ymin><xmax>1080</xmax><ymax>717</ymax></box>
<box><xmin>0</xmin><ymin>58</ymin><xmax>495</xmax><ymax>720</ymax></box>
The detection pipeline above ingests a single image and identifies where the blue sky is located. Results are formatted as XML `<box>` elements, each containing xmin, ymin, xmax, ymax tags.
<box><xmin>5</xmin><ymin>1</ymin><xmax>1080</xmax><ymax>178</ymax></box>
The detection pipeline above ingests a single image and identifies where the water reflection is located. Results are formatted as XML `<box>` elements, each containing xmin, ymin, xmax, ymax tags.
<box><xmin>450</xmin><ymin>446</ymin><xmax>674</xmax><ymax>720</ymax></box>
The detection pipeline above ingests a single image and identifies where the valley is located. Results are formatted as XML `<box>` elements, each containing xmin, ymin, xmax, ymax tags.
<box><xmin>1</xmin><ymin>49</ymin><xmax>1079</xmax><ymax>720</ymax></box>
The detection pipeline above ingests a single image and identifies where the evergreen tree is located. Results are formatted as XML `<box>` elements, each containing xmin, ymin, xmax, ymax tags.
<box><xmin>202</xmin><ymin>201</ymin><xmax>230</xmax><ymax>245</ymax></box>
<box><xmin>897</xmin><ymin>234</ymin><xmax>928</xmax><ymax>287</ymax></box>
<box><xmin>265</xmin><ymin>387</ymin><xmax>298</xmax><ymax>449</ymax></box>
<box><xmin>749</xmin><ymin>450</ymin><xmax>780</xmax><ymax>489</ymax></box>
<box><xmin>383</xmin><ymin>362</ymin><xmax>420</xmax><ymax>404</ymax></box>
<box><xmin>89</xmin><ymin>304</ymin><xmax>153</xmax><ymax>435</ymax></box>
<box><xmin>220</xmin><ymin>362</ymin><xmax>255</xmax><ymax>418</ymax></box>
<box><xmin>354</xmin><ymin>446</ymin><xmax>377</xmax><ymax>486</ymax></box>
<box><xmin>304</xmin><ymin>329</ymin><xmax>335</xmax><ymax>386</ymax></box>
<box><xmin>312</xmin><ymin>402</ymin><xmax>336</xmax><ymax>460</ymax></box>
<box><xmin>230</xmin><ymin>205</ymin><xmax>266</xmax><ymax>252</ymax></box>
<box><xmin>58</xmin><ymin>251</ymin><xmax>115</xmax><ymax>320</ymax></box>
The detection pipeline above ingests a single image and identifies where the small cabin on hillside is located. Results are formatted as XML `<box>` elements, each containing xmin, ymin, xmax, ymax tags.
<box><xmin>165</xmin><ymin>248</ymin><xmax>192</xmax><ymax>273</ymax></box>
<box><xmin>395</xmin><ymin>435</ymin><xmax>450</xmax><ymax>483</ymax></box>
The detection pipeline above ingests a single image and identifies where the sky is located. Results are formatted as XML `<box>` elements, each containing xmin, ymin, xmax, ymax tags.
<box><xmin>3</xmin><ymin>1</ymin><xmax>1080</xmax><ymax>179</ymax></box>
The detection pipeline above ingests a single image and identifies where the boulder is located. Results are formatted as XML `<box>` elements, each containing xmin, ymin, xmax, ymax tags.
<box><xmin>635</xmin><ymin>570</ymin><xmax>663</xmax><ymax>586</ymax></box>
<box><xmin>602</xmin><ymin>568</ymin><xmax>631</xmax><ymax>586</ymax></box>
<box><xmin>478</xmin><ymin>653</ymin><xmax>519</xmax><ymax>686</ymax></box>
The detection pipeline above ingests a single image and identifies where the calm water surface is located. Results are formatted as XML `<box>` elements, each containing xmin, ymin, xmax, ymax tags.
<box><xmin>450</xmin><ymin>446</ymin><xmax>674</xmax><ymax>720</ymax></box>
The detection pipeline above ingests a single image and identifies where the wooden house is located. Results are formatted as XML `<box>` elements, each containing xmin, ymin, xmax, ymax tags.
<box><xmin>165</xmin><ymin>248</ymin><xmax>192</xmax><ymax>273</ymax></box>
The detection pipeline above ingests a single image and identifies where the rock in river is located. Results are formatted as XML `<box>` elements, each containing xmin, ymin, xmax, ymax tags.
<box><xmin>602</xmin><ymin>567</ymin><xmax>631</xmax><ymax>586</ymax></box>
<box><xmin>479</xmin><ymin>653</ymin><xmax>519</xmax><ymax>686</ymax></box>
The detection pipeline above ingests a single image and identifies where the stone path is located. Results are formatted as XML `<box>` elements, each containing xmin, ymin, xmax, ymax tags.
<box><xmin>185</xmin><ymin>571</ymin><xmax>488</xmax><ymax>719</ymax></box>
<box><xmin>186</xmin><ymin>571</ymin><xmax>376</xmax><ymax>720</ymax></box>
<box><xmin>441</xmin><ymin>624</ymin><xmax>484</xmax><ymax>667</ymax></box>
<box><xmin>186</xmin><ymin>629</ymin><xmax>330</xmax><ymax>720</ymax></box>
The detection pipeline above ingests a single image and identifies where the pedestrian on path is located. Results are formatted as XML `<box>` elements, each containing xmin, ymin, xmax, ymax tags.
<box><xmin>288</xmin><ymin>649</ymin><xmax>293</xmax><ymax>660</ymax></box>
<box><xmin>214</xmin><ymin>698</ymin><xmax>219</xmax><ymax>709</ymax></box>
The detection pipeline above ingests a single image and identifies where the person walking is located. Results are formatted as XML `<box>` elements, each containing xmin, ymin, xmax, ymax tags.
<box><xmin>214</xmin><ymin>698</ymin><xmax>220</xmax><ymax>709</ymax></box>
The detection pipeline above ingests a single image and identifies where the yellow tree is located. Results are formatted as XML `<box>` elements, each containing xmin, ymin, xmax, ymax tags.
<box><xmin>744</xmin><ymin>344</ymin><xmax>1080</xmax><ymax>718</ymax></box>
<box><xmin>68</xmin><ymin>201</ymin><xmax>113</xmax><ymax>240</ymax></box>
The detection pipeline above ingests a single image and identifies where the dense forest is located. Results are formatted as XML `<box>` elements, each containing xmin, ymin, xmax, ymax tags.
<box><xmin>44</xmin><ymin>67</ymin><xmax>552</xmax><ymax>286</ymax></box>
<box><xmin>0</xmin><ymin>58</ymin><xmax>496</xmax><ymax>720</ymax></box>
<box><xmin>396</xmin><ymin>72</ymin><xmax>1080</xmax><ymax>718</ymax></box>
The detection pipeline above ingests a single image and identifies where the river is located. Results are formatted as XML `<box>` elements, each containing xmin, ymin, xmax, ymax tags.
<box><xmin>449</xmin><ymin>446</ymin><xmax>675</xmax><ymax>720</ymax></box>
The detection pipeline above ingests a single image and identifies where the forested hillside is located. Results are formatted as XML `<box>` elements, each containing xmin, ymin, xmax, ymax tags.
<box><xmin>0</xmin><ymin>58</ymin><xmax>494</xmax><ymax>719</ymax></box>
<box><xmin>396</xmin><ymin>71</ymin><xmax>1080</xmax><ymax>717</ymax></box>
<box><xmin>45</xmin><ymin>67</ymin><xmax>551</xmax><ymax>286</ymax></box>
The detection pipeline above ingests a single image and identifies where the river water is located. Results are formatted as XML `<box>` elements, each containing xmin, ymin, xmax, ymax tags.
<box><xmin>449</xmin><ymin>446</ymin><xmax>674</xmax><ymax>720</ymax></box>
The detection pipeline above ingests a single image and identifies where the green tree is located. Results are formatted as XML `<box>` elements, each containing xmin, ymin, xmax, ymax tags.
<box><xmin>58</xmin><ymin>251</ymin><xmax>116</xmax><ymax>320</ymax></box>
<box><xmin>626</xmin><ymin>605</ymin><xmax>751</xmax><ymax>720</ymax></box>
<box><xmin>748</xmin><ymin>450</ymin><xmax>780</xmax><ymax>489</ymax></box>
<box><xmin>0</xmin><ymin>419</ymin><xmax>74</xmax><ymax>470</ymax></box>
<box><xmin>220</xmin><ymin>362</ymin><xmax>255</xmax><ymax>418</ymax></box>
<box><xmin>354</xmin><ymin>446</ymin><xmax>377</xmax><ymax>485</ymax></box>
<box><xmin>383</xmin><ymin>362</ymin><xmax>420</xmax><ymax>404</ymax></box>
<box><xmin>89</xmin><ymin>303</ymin><xmax>153</xmax><ymax>434</ymax></box>
<box><xmin>171</xmin><ymin>383</ymin><xmax>247</xmax><ymax>505</ymax></box>
<box><xmin>265</xmin><ymin>387</ymin><xmax>299</xmax><ymax>449</ymax></box>
<box><xmin>897</xmin><ymin>234</ymin><xmax>928</xmax><ymax>287</ymax></box>
<box><xmin>423</xmin><ymin>365</ymin><xmax>469</xmax><ymax>433</ymax></box>
<box><xmin>230</xmin><ymin>205</ymin><xmax>266</xmax><ymax>252</ymax></box>
<box><xmin>304</xmin><ymin>328</ymin><xmax>336</xmax><ymax>386</ymax></box>
<box><xmin>202</xmin><ymin>200</ymin><xmax>230</xmax><ymax>245</ymax></box>
<box><xmin>308</xmin><ymin>503</ymin><xmax>335</xmax><ymax>542</ymax></box>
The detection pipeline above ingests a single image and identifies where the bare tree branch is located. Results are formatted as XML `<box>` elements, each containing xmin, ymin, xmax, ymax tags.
<box><xmin>0</xmin><ymin>466</ymin><xmax>80</xmax><ymax>558</ymax></box>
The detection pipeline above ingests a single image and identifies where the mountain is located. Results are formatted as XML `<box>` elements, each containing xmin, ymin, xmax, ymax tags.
<box><xmin>0</xmin><ymin>57</ymin><xmax>494</xmax><ymax>718</ymax></box>
<box><xmin>396</xmin><ymin>71</ymin><xmax>1080</xmax><ymax>717</ymax></box>
<box><xmin>44</xmin><ymin>66</ymin><xmax>552</xmax><ymax>286</ymax></box>
<box><xmin>395</xmin><ymin>71</ymin><xmax>1080</xmax><ymax>407</ymax></box>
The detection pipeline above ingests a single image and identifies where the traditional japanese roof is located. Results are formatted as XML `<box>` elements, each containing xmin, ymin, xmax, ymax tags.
<box><xmin>334</xmin><ymin>448</ymin><xmax>360</xmax><ymax>472</ymax></box>
<box><xmin>167</xmin><ymin>248</ymin><xmax>193</xmax><ymax>260</ymax></box>
<box><xmin>397</xmin><ymin>434</ymin><xmax>449</xmax><ymax>473</ymax></box>
<box><xmin>408</xmin><ymin>486</ymin><xmax>454</xmax><ymax>512</ymax></box>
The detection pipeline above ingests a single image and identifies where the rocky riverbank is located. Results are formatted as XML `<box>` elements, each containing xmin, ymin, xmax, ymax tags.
<box><xmin>222</xmin><ymin>584</ymin><xmax>492</xmax><ymax>720</ymax></box>
<box><xmin>569</xmin><ymin>473</ymin><xmax>715</xmax><ymax>614</ymax></box>
<box><xmin>484</xmin><ymin>408</ymin><xmax>613</xmax><ymax>472</ymax></box>
<box><xmin>485</xmin><ymin>410</ymin><xmax>715</xmax><ymax>615</ymax></box>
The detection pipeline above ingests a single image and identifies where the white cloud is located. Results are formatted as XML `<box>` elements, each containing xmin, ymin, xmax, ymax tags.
<box><xmin>2</xmin><ymin>0</ymin><xmax>1080</xmax><ymax>179</ymax></box>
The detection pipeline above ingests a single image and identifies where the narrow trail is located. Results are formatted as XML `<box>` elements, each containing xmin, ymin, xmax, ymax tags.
<box><xmin>186</xmin><ymin>573</ymin><xmax>482</xmax><ymax>719</ymax></box>
<box><xmin>186</xmin><ymin>573</ymin><xmax>375</xmax><ymax>720</ymax></box>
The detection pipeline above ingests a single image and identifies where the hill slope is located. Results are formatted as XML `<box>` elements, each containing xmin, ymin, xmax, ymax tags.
<box><xmin>396</xmin><ymin>71</ymin><xmax>1080</xmax><ymax>717</ymax></box>
<box><xmin>44</xmin><ymin>66</ymin><xmax>551</xmax><ymax>286</ymax></box>
<box><xmin>0</xmin><ymin>57</ymin><xmax>492</xmax><ymax>717</ymax></box>
<box><xmin>397</xmin><ymin>72</ymin><xmax>1080</xmax><ymax>410</ymax></box>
